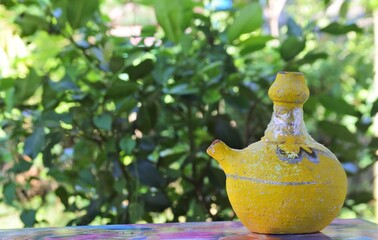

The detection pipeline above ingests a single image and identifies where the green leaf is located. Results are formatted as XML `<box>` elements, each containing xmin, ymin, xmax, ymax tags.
<box><xmin>12</xmin><ymin>159</ymin><xmax>33</xmax><ymax>173</ymax></box>
<box><xmin>141</xmin><ymin>25</ymin><xmax>157</xmax><ymax>37</ymax></box>
<box><xmin>227</xmin><ymin>2</ymin><xmax>263</xmax><ymax>42</ymax></box>
<box><xmin>14</xmin><ymin>69</ymin><xmax>42</xmax><ymax>104</ymax></box>
<box><xmin>200</xmin><ymin>61</ymin><xmax>222</xmax><ymax>76</ymax></box>
<box><xmin>323</xmin><ymin>0</ymin><xmax>331</xmax><ymax>6</ymax></box>
<box><xmin>119</xmin><ymin>137</ymin><xmax>136</xmax><ymax>155</ymax></box>
<box><xmin>371</xmin><ymin>99</ymin><xmax>378</xmax><ymax>116</ymax></box>
<box><xmin>319</xmin><ymin>95</ymin><xmax>356</xmax><ymax>116</ymax></box>
<box><xmin>133</xmin><ymin>0</ymin><xmax>156</xmax><ymax>5</ymax></box>
<box><xmin>187</xmin><ymin>199</ymin><xmax>206</xmax><ymax>221</ymax></box>
<box><xmin>203</xmin><ymin>88</ymin><xmax>222</xmax><ymax>104</ymax></box>
<box><xmin>15</xmin><ymin>13</ymin><xmax>48</xmax><ymax>36</ymax></box>
<box><xmin>163</xmin><ymin>84</ymin><xmax>199</xmax><ymax>95</ymax></box>
<box><xmin>30</xmin><ymin>32</ymin><xmax>65</xmax><ymax>68</ymax></box>
<box><xmin>109</xmin><ymin>56</ymin><xmax>125</xmax><ymax>73</ymax></box>
<box><xmin>286</xmin><ymin>17</ymin><xmax>302</xmax><ymax>37</ymax></box>
<box><xmin>42</xmin><ymin>82</ymin><xmax>59</xmax><ymax>109</ymax></box>
<box><xmin>279</xmin><ymin>36</ymin><xmax>306</xmax><ymax>61</ymax></box>
<box><xmin>73</xmin><ymin>140</ymin><xmax>99</xmax><ymax>166</ymax></box>
<box><xmin>142</xmin><ymin>191</ymin><xmax>170</xmax><ymax>212</ymax></box>
<box><xmin>106</xmin><ymin>81</ymin><xmax>139</xmax><ymax>100</ymax></box>
<box><xmin>0</xmin><ymin>78</ymin><xmax>15</xmax><ymax>91</ymax></box>
<box><xmin>3</xmin><ymin>182</ymin><xmax>16</xmax><ymax>205</ymax></box>
<box><xmin>67</xmin><ymin>0</ymin><xmax>99</xmax><ymax>29</ymax></box>
<box><xmin>125</xmin><ymin>59</ymin><xmax>154</xmax><ymax>81</ymax></box>
<box><xmin>128</xmin><ymin>160</ymin><xmax>166</xmax><ymax>188</ymax></box>
<box><xmin>43</xmin><ymin>131</ymin><xmax>64</xmax><ymax>167</ymax></box>
<box><xmin>159</xmin><ymin>151</ymin><xmax>186</xmax><ymax>168</ymax></box>
<box><xmin>78</xmin><ymin>168</ymin><xmax>95</xmax><ymax>186</ymax></box>
<box><xmin>129</xmin><ymin>202</ymin><xmax>145</xmax><ymax>222</ymax></box>
<box><xmin>41</xmin><ymin>111</ymin><xmax>65</xmax><ymax>128</ymax></box>
<box><xmin>93</xmin><ymin>113</ymin><xmax>112</xmax><ymax>131</ymax></box>
<box><xmin>318</xmin><ymin>121</ymin><xmax>356</xmax><ymax>143</ymax></box>
<box><xmin>24</xmin><ymin>127</ymin><xmax>45</xmax><ymax>159</ymax></box>
<box><xmin>348</xmin><ymin>191</ymin><xmax>373</xmax><ymax>205</ymax></box>
<box><xmin>137</xmin><ymin>101</ymin><xmax>159</xmax><ymax>132</ymax></box>
<box><xmin>154</xmin><ymin>0</ymin><xmax>193</xmax><ymax>43</ymax></box>
<box><xmin>4</xmin><ymin>88</ymin><xmax>14</xmax><ymax>112</ymax></box>
<box><xmin>239</xmin><ymin>35</ymin><xmax>274</xmax><ymax>55</ymax></box>
<box><xmin>55</xmin><ymin>186</ymin><xmax>69</xmax><ymax>208</ymax></box>
<box><xmin>208</xmin><ymin>167</ymin><xmax>226</xmax><ymax>188</ymax></box>
<box><xmin>49</xmin><ymin>76</ymin><xmax>77</xmax><ymax>92</ymax></box>
<box><xmin>339</xmin><ymin>0</ymin><xmax>350</xmax><ymax>19</ymax></box>
<box><xmin>207</xmin><ymin>115</ymin><xmax>243</xmax><ymax>149</ymax></box>
<box><xmin>20</xmin><ymin>209</ymin><xmax>37</xmax><ymax>227</ymax></box>
<box><xmin>152</xmin><ymin>55</ymin><xmax>175</xmax><ymax>84</ymax></box>
<box><xmin>321</xmin><ymin>22</ymin><xmax>362</xmax><ymax>35</ymax></box>
<box><xmin>114</xmin><ymin>97</ymin><xmax>138</xmax><ymax>114</ymax></box>
<box><xmin>297</xmin><ymin>51</ymin><xmax>328</xmax><ymax>65</ymax></box>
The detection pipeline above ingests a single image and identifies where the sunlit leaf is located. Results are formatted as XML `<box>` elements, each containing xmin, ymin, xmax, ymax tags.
<box><xmin>163</xmin><ymin>84</ymin><xmax>199</xmax><ymax>95</ymax></box>
<box><xmin>154</xmin><ymin>0</ymin><xmax>193</xmax><ymax>43</ymax></box>
<box><xmin>0</xmin><ymin>78</ymin><xmax>15</xmax><ymax>91</ymax></box>
<box><xmin>67</xmin><ymin>0</ymin><xmax>99</xmax><ymax>29</ymax></box>
<box><xmin>14</xmin><ymin>69</ymin><xmax>42</xmax><ymax>104</ymax></box>
<box><xmin>227</xmin><ymin>2</ymin><xmax>263</xmax><ymax>42</ymax></box>
<box><xmin>239</xmin><ymin>35</ymin><xmax>274</xmax><ymax>55</ymax></box>
<box><xmin>15</xmin><ymin>13</ymin><xmax>48</xmax><ymax>36</ymax></box>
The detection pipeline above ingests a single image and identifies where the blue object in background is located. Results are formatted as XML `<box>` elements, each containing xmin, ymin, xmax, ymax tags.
<box><xmin>208</xmin><ymin>0</ymin><xmax>233</xmax><ymax>11</ymax></box>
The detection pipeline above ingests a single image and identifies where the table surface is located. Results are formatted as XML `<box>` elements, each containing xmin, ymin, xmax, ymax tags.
<box><xmin>0</xmin><ymin>218</ymin><xmax>377</xmax><ymax>239</ymax></box>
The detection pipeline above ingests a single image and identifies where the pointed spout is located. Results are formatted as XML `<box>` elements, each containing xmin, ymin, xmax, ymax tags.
<box><xmin>207</xmin><ymin>139</ymin><xmax>237</xmax><ymax>172</ymax></box>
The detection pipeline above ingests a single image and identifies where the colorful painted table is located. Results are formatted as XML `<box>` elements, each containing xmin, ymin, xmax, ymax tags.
<box><xmin>0</xmin><ymin>219</ymin><xmax>377</xmax><ymax>239</ymax></box>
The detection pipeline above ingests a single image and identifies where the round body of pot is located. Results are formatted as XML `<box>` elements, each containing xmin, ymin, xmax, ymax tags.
<box><xmin>225</xmin><ymin>141</ymin><xmax>347</xmax><ymax>234</ymax></box>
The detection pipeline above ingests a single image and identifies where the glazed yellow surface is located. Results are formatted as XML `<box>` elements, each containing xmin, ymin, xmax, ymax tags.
<box><xmin>208</xmin><ymin>140</ymin><xmax>347</xmax><ymax>234</ymax></box>
<box><xmin>207</xmin><ymin>72</ymin><xmax>348</xmax><ymax>234</ymax></box>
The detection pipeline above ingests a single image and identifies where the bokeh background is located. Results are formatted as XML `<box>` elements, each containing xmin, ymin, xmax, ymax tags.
<box><xmin>0</xmin><ymin>0</ymin><xmax>377</xmax><ymax>228</ymax></box>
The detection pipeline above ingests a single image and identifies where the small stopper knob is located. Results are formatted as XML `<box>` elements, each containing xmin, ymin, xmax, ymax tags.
<box><xmin>268</xmin><ymin>71</ymin><xmax>309</xmax><ymax>106</ymax></box>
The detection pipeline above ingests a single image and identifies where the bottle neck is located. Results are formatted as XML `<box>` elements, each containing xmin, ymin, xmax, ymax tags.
<box><xmin>262</xmin><ymin>104</ymin><xmax>310</xmax><ymax>143</ymax></box>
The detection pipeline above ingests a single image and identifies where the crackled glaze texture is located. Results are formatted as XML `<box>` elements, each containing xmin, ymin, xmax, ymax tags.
<box><xmin>207</xmin><ymin>71</ymin><xmax>348</xmax><ymax>234</ymax></box>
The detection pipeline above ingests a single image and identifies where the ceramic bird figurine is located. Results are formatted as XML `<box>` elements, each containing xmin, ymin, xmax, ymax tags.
<box><xmin>207</xmin><ymin>71</ymin><xmax>347</xmax><ymax>234</ymax></box>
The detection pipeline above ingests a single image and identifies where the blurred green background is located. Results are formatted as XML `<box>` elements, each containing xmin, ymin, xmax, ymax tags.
<box><xmin>0</xmin><ymin>0</ymin><xmax>377</xmax><ymax>228</ymax></box>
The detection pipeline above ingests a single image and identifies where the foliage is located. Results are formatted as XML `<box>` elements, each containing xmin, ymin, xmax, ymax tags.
<box><xmin>0</xmin><ymin>0</ymin><xmax>377</xmax><ymax>227</ymax></box>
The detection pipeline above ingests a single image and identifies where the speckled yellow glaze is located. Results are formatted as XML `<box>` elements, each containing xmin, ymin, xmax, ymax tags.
<box><xmin>207</xmin><ymin>71</ymin><xmax>347</xmax><ymax>234</ymax></box>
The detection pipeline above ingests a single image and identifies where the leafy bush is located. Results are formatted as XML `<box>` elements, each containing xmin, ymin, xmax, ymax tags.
<box><xmin>0</xmin><ymin>0</ymin><xmax>376</xmax><ymax>227</ymax></box>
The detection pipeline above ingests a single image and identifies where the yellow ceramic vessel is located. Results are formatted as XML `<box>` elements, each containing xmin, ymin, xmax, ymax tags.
<box><xmin>207</xmin><ymin>71</ymin><xmax>347</xmax><ymax>234</ymax></box>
